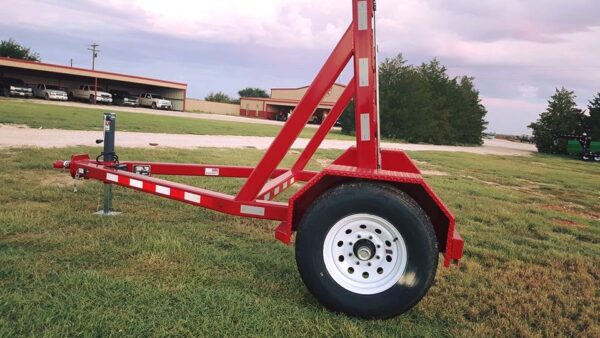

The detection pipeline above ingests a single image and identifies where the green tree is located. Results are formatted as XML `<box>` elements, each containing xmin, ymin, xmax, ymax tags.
<box><xmin>587</xmin><ymin>93</ymin><xmax>600</xmax><ymax>140</ymax></box>
<box><xmin>339</xmin><ymin>54</ymin><xmax>487</xmax><ymax>145</ymax></box>
<box><xmin>528</xmin><ymin>88</ymin><xmax>587</xmax><ymax>153</ymax></box>
<box><xmin>0</xmin><ymin>38</ymin><xmax>40</xmax><ymax>61</ymax></box>
<box><xmin>238</xmin><ymin>87</ymin><xmax>269</xmax><ymax>98</ymax></box>
<box><xmin>205</xmin><ymin>91</ymin><xmax>234</xmax><ymax>103</ymax></box>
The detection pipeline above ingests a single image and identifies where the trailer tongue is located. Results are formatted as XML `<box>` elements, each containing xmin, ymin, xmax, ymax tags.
<box><xmin>53</xmin><ymin>0</ymin><xmax>463</xmax><ymax>318</ymax></box>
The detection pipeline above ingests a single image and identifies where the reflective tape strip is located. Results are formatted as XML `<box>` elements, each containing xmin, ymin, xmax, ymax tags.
<box><xmin>184</xmin><ymin>192</ymin><xmax>201</xmax><ymax>203</ymax></box>
<box><xmin>129</xmin><ymin>179</ymin><xmax>143</xmax><ymax>189</ymax></box>
<box><xmin>359</xmin><ymin>58</ymin><xmax>369</xmax><ymax>87</ymax></box>
<box><xmin>106</xmin><ymin>173</ymin><xmax>119</xmax><ymax>182</ymax></box>
<box><xmin>360</xmin><ymin>113</ymin><xmax>371</xmax><ymax>141</ymax></box>
<box><xmin>155</xmin><ymin>185</ymin><xmax>170</xmax><ymax>195</ymax></box>
<box><xmin>357</xmin><ymin>1</ymin><xmax>368</xmax><ymax>30</ymax></box>
<box><xmin>241</xmin><ymin>205</ymin><xmax>265</xmax><ymax>216</ymax></box>
<box><xmin>205</xmin><ymin>168</ymin><xmax>219</xmax><ymax>176</ymax></box>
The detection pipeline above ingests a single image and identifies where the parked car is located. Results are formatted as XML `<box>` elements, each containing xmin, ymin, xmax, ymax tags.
<box><xmin>34</xmin><ymin>83</ymin><xmax>68</xmax><ymax>101</ymax></box>
<box><xmin>109</xmin><ymin>90</ymin><xmax>139</xmax><ymax>107</ymax></box>
<box><xmin>0</xmin><ymin>77</ymin><xmax>33</xmax><ymax>98</ymax></box>
<box><xmin>69</xmin><ymin>84</ymin><xmax>112</xmax><ymax>104</ymax></box>
<box><xmin>139</xmin><ymin>93</ymin><xmax>172</xmax><ymax>110</ymax></box>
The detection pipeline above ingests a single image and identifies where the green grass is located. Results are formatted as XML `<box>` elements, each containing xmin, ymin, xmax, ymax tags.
<box><xmin>0</xmin><ymin>98</ymin><xmax>354</xmax><ymax>140</ymax></box>
<box><xmin>0</xmin><ymin>147</ymin><xmax>598</xmax><ymax>336</ymax></box>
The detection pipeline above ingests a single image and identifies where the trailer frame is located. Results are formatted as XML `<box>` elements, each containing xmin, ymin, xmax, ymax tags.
<box><xmin>54</xmin><ymin>0</ymin><xmax>462</xmax><ymax>277</ymax></box>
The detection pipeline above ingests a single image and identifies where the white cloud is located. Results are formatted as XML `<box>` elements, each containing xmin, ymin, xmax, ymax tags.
<box><xmin>518</xmin><ymin>85</ymin><xmax>539</xmax><ymax>98</ymax></box>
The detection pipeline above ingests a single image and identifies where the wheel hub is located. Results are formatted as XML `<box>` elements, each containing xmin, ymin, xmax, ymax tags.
<box><xmin>354</xmin><ymin>239</ymin><xmax>376</xmax><ymax>261</ymax></box>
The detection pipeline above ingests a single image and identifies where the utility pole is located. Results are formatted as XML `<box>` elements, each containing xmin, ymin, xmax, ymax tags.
<box><xmin>70</xmin><ymin>58</ymin><xmax>73</xmax><ymax>67</ymax></box>
<box><xmin>88</xmin><ymin>43</ymin><xmax>100</xmax><ymax>104</ymax></box>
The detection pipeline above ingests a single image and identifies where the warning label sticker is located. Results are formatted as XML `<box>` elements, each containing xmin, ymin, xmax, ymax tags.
<box><xmin>205</xmin><ymin>168</ymin><xmax>220</xmax><ymax>176</ymax></box>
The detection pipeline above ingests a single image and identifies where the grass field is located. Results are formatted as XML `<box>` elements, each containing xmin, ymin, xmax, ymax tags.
<box><xmin>0</xmin><ymin>99</ymin><xmax>353</xmax><ymax>140</ymax></box>
<box><xmin>0</xmin><ymin>147</ymin><xmax>598</xmax><ymax>336</ymax></box>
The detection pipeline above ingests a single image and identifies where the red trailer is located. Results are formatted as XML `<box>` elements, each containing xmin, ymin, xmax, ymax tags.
<box><xmin>54</xmin><ymin>0</ymin><xmax>463</xmax><ymax>318</ymax></box>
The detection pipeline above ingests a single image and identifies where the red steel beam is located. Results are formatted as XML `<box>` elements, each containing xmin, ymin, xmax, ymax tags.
<box><xmin>76</xmin><ymin>161</ymin><xmax>288</xmax><ymax>220</ymax></box>
<box><xmin>234</xmin><ymin>25</ymin><xmax>354</xmax><ymax>202</ymax></box>
<box><xmin>352</xmin><ymin>0</ymin><xmax>379</xmax><ymax>169</ymax></box>
<box><xmin>257</xmin><ymin>170</ymin><xmax>295</xmax><ymax>201</ymax></box>
<box><xmin>291</xmin><ymin>78</ymin><xmax>356</xmax><ymax>174</ymax></box>
<box><xmin>120</xmin><ymin>162</ymin><xmax>316</xmax><ymax>180</ymax></box>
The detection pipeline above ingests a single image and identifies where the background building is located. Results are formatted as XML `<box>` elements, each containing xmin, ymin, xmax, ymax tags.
<box><xmin>240</xmin><ymin>83</ymin><xmax>346</xmax><ymax>122</ymax></box>
<box><xmin>0</xmin><ymin>57</ymin><xmax>187</xmax><ymax>111</ymax></box>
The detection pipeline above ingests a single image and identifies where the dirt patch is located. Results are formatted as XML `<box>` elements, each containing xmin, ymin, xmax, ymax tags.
<box><xmin>542</xmin><ymin>204</ymin><xmax>600</xmax><ymax>221</ymax></box>
<box><xmin>316</xmin><ymin>158</ymin><xmax>333</xmax><ymax>168</ymax></box>
<box><xmin>556</xmin><ymin>219</ymin><xmax>587</xmax><ymax>228</ymax></box>
<box><xmin>421</xmin><ymin>170</ymin><xmax>449</xmax><ymax>176</ymax></box>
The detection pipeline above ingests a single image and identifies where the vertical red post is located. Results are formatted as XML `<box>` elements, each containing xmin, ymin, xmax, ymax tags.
<box><xmin>352</xmin><ymin>0</ymin><xmax>379</xmax><ymax>169</ymax></box>
<box><xmin>94</xmin><ymin>77</ymin><xmax>98</xmax><ymax>105</ymax></box>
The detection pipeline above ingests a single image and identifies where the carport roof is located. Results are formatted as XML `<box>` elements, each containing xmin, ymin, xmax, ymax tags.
<box><xmin>0</xmin><ymin>57</ymin><xmax>187</xmax><ymax>90</ymax></box>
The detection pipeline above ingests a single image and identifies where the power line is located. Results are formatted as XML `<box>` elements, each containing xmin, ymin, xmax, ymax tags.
<box><xmin>88</xmin><ymin>43</ymin><xmax>100</xmax><ymax>70</ymax></box>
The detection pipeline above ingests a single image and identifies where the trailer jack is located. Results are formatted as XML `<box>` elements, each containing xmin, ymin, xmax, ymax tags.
<box><xmin>53</xmin><ymin>0</ymin><xmax>463</xmax><ymax>319</ymax></box>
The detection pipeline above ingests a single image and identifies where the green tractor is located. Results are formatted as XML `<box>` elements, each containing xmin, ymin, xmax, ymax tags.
<box><xmin>555</xmin><ymin>133</ymin><xmax>600</xmax><ymax>162</ymax></box>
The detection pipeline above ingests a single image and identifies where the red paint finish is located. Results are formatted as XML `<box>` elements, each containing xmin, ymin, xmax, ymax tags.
<box><xmin>352</xmin><ymin>0</ymin><xmax>379</xmax><ymax>169</ymax></box>
<box><xmin>234</xmin><ymin>25</ymin><xmax>354</xmax><ymax>202</ymax></box>
<box><xmin>291</xmin><ymin>78</ymin><xmax>355</xmax><ymax>174</ymax></box>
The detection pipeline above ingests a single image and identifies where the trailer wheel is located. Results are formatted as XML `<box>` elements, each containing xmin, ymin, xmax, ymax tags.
<box><xmin>295</xmin><ymin>182</ymin><xmax>438</xmax><ymax>319</ymax></box>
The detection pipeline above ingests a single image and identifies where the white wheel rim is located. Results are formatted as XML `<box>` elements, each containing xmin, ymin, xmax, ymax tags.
<box><xmin>323</xmin><ymin>213</ymin><xmax>408</xmax><ymax>295</ymax></box>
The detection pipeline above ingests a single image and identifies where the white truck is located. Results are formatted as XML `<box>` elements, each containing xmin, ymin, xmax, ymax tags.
<box><xmin>69</xmin><ymin>84</ymin><xmax>112</xmax><ymax>104</ymax></box>
<box><xmin>34</xmin><ymin>83</ymin><xmax>68</xmax><ymax>101</ymax></box>
<box><xmin>139</xmin><ymin>93</ymin><xmax>172</xmax><ymax>110</ymax></box>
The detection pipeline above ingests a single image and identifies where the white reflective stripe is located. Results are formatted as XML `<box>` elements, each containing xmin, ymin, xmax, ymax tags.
<box><xmin>360</xmin><ymin>113</ymin><xmax>371</xmax><ymax>141</ymax></box>
<box><xmin>205</xmin><ymin>168</ymin><xmax>220</xmax><ymax>176</ymax></box>
<box><xmin>129</xmin><ymin>179</ymin><xmax>143</xmax><ymax>189</ymax></box>
<box><xmin>357</xmin><ymin>1</ymin><xmax>368</xmax><ymax>30</ymax></box>
<box><xmin>264</xmin><ymin>193</ymin><xmax>270</xmax><ymax>201</ymax></box>
<box><xmin>241</xmin><ymin>205</ymin><xmax>265</xmax><ymax>216</ymax></box>
<box><xmin>184</xmin><ymin>192</ymin><xmax>201</xmax><ymax>203</ymax></box>
<box><xmin>155</xmin><ymin>185</ymin><xmax>170</xmax><ymax>195</ymax></box>
<box><xmin>106</xmin><ymin>173</ymin><xmax>119</xmax><ymax>182</ymax></box>
<box><xmin>274</xmin><ymin>186</ymin><xmax>280</xmax><ymax>195</ymax></box>
<box><xmin>359</xmin><ymin>58</ymin><xmax>369</xmax><ymax>87</ymax></box>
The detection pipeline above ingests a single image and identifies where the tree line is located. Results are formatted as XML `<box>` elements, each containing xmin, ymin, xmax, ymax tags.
<box><xmin>0</xmin><ymin>38</ymin><xmax>40</xmax><ymax>61</ymax></box>
<box><xmin>205</xmin><ymin>88</ymin><xmax>269</xmax><ymax>104</ymax></box>
<box><xmin>339</xmin><ymin>54</ymin><xmax>488</xmax><ymax>145</ymax></box>
<box><xmin>528</xmin><ymin>89</ymin><xmax>600</xmax><ymax>153</ymax></box>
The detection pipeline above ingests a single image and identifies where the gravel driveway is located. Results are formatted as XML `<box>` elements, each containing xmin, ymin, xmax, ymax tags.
<box><xmin>0</xmin><ymin>124</ymin><xmax>536</xmax><ymax>156</ymax></box>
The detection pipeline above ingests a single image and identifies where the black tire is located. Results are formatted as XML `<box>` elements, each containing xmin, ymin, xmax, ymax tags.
<box><xmin>295</xmin><ymin>181</ymin><xmax>438</xmax><ymax>319</ymax></box>
<box><xmin>152</xmin><ymin>102</ymin><xmax>157</xmax><ymax>109</ymax></box>
<box><xmin>45</xmin><ymin>93</ymin><xmax>50</xmax><ymax>100</ymax></box>
<box><xmin>89</xmin><ymin>95</ymin><xmax>95</xmax><ymax>104</ymax></box>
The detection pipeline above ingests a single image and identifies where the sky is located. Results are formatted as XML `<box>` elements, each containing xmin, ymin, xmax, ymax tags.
<box><xmin>1</xmin><ymin>0</ymin><xmax>599</xmax><ymax>134</ymax></box>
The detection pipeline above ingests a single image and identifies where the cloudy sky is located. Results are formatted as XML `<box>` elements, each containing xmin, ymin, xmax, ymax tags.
<box><xmin>2</xmin><ymin>0</ymin><xmax>599</xmax><ymax>134</ymax></box>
